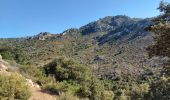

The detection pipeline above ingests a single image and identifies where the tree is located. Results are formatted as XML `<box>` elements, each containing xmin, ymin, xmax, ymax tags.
<box><xmin>44</xmin><ymin>57</ymin><xmax>92</xmax><ymax>83</ymax></box>
<box><xmin>44</xmin><ymin>57</ymin><xmax>92</xmax><ymax>96</ymax></box>
<box><xmin>43</xmin><ymin>57</ymin><xmax>111</xmax><ymax>99</ymax></box>
<box><xmin>145</xmin><ymin>1</ymin><xmax>170</xmax><ymax>99</ymax></box>
<box><xmin>146</xmin><ymin>0</ymin><xmax>170</xmax><ymax>76</ymax></box>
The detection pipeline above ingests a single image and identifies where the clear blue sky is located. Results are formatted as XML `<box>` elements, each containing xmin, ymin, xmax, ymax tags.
<box><xmin>0</xmin><ymin>0</ymin><xmax>167</xmax><ymax>38</ymax></box>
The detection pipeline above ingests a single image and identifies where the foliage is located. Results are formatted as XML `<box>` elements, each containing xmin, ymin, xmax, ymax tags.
<box><xmin>130</xmin><ymin>83</ymin><xmax>149</xmax><ymax>99</ymax></box>
<box><xmin>42</xmin><ymin>82</ymin><xmax>66</xmax><ymax>95</ymax></box>
<box><xmin>146</xmin><ymin>0</ymin><xmax>170</xmax><ymax>64</ymax></box>
<box><xmin>90</xmin><ymin>77</ymin><xmax>105</xmax><ymax>100</ymax></box>
<box><xmin>0</xmin><ymin>45</ymin><xmax>28</xmax><ymax>64</ymax></box>
<box><xmin>19</xmin><ymin>65</ymin><xmax>55</xmax><ymax>86</ymax></box>
<box><xmin>58</xmin><ymin>93</ymin><xmax>80</xmax><ymax>100</ymax></box>
<box><xmin>144</xmin><ymin>76</ymin><xmax>170</xmax><ymax>100</ymax></box>
<box><xmin>145</xmin><ymin>1</ymin><xmax>170</xmax><ymax>100</ymax></box>
<box><xmin>43</xmin><ymin>81</ymin><xmax>80</xmax><ymax>95</ymax></box>
<box><xmin>20</xmin><ymin>65</ymin><xmax>43</xmax><ymax>83</ymax></box>
<box><xmin>0</xmin><ymin>46</ymin><xmax>15</xmax><ymax>60</ymax></box>
<box><xmin>110</xmin><ymin>79</ymin><xmax>151</xmax><ymax>100</ymax></box>
<box><xmin>102</xmin><ymin>91</ymin><xmax>114</xmax><ymax>100</ymax></box>
<box><xmin>0</xmin><ymin>73</ymin><xmax>31</xmax><ymax>100</ymax></box>
<box><xmin>43</xmin><ymin>57</ymin><xmax>111</xmax><ymax>99</ymax></box>
<box><xmin>44</xmin><ymin>57</ymin><xmax>92</xmax><ymax>82</ymax></box>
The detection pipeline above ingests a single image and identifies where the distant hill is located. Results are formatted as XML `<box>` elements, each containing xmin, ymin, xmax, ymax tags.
<box><xmin>0</xmin><ymin>15</ymin><xmax>164</xmax><ymax>80</ymax></box>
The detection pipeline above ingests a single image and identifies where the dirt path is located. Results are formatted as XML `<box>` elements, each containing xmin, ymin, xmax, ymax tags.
<box><xmin>29</xmin><ymin>87</ymin><xmax>57</xmax><ymax>100</ymax></box>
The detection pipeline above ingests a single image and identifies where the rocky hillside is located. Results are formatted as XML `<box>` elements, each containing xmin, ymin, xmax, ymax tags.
<box><xmin>0</xmin><ymin>15</ymin><xmax>164</xmax><ymax>80</ymax></box>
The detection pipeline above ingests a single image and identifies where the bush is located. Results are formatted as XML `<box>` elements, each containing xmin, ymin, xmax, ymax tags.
<box><xmin>44</xmin><ymin>57</ymin><xmax>92</xmax><ymax>83</ymax></box>
<box><xmin>0</xmin><ymin>73</ymin><xmax>31</xmax><ymax>100</ymax></box>
<box><xmin>43</xmin><ymin>81</ymin><xmax>80</xmax><ymax>95</ymax></box>
<box><xmin>19</xmin><ymin>65</ymin><xmax>56</xmax><ymax>86</ymax></box>
<box><xmin>42</xmin><ymin>82</ymin><xmax>64</xmax><ymax>95</ymax></box>
<box><xmin>19</xmin><ymin>65</ymin><xmax>44</xmax><ymax>83</ymax></box>
<box><xmin>144</xmin><ymin>77</ymin><xmax>170</xmax><ymax>100</ymax></box>
<box><xmin>59</xmin><ymin>93</ymin><xmax>80</xmax><ymax>100</ymax></box>
<box><xmin>44</xmin><ymin>57</ymin><xmax>92</xmax><ymax>96</ymax></box>
<box><xmin>90</xmin><ymin>77</ymin><xmax>105</xmax><ymax>100</ymax></box>
<box><xmin>102</xmin><ymin>91</ymin><xmax>114</xmax><ymax>100</ymax></box>
<box><xmin>129</xmin><ymin>83</ymin><xmax>149</xmax><ymax>99</ymax></box>
<box><xmin>43</xmin><ymin>57</ymin><xmax>109</xmax><ymax>99</ymax></box>
<box><xmin>0</xmin><ymin>45</ymin><xmax>29</xmax><ymax>64</ymax></box>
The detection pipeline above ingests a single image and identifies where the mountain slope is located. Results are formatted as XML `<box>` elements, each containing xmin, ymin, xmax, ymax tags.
<box><xmin>0</xmin><ymin>15</ymin><xmax>163</xmax><ymax>80</ymax></box>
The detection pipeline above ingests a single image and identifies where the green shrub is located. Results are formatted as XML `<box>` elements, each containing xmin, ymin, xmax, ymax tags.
<box><xmin>44</xmin><ymin>57</ymin><xmax>109</xmax><ymax>99</ymax></box>
<box><xmin>130</xmin><ymin>83</ymin><xmax>149</xmax><ymax>99</ymax></box>
<box><xmin>0</xmin><ymin>73</ymin><xmax>31</xmax><ymax>100</ymax></box>
<box><xmin>19</xmin><ymin>65</ymin><xmax>56</xmax><ymax>86</ymax></box>
<box><xmin>44</xmin><ymin>57</ymin><xmax>92</xmax><ymax>83</ymax></box>
<box><xmin>19</xmin><ymin>65</ymin><xmax>44</xmax><ymax>82</ymax></box>
<box><xmin>44</xmin><ymin>57</ymin><xmax>92</xmax><ymax>96</ymax></box>
<box><xmin>43</xmin><ymin>81</ymin><xmax>80</xmax><ymax>95</ymax></box>
<box><xmin>59</xmin><ymin>93</ymin><xmax>80</xmax><ymax>100</ymax></box>
<box><xmin>102</xmin><ymin>91</ymin><xmax>114</xmax><ymax>100</ymax></box>
<box><xmin>77</xmin><ymin>82</ymin><xmax>91</xmax><ymax>97</ymax></box>
<box><xmin>90</xmin><ymin>77</ymin><xmax>105</xmax><ymax>100</ymax></box>
<box><xmin>0</xmin><ymin>45</ymin><xmax>28</xmax><ymax>64</ymax></box>
<box><xmin>144</xmin><ymin>77</ymin><xmax>170</xmax><ymax>100</ymax></box>
<box><xmin>42</xmin><ymin>82</ymin><xmax>64</xmax><ymax>95</ymax></box>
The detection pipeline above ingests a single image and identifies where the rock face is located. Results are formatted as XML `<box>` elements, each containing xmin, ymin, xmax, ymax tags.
<box><xmin>79</xmin><ymin>15</ymin><xmax>151</xmax><ymax>44</ymax></box>
<box><xmin>27</xmin><ymin>32</ymin><xmax>54</xmax><ymax>40</ymax></box>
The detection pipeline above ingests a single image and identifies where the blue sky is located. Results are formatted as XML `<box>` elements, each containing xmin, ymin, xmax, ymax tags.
<box><xmin>0</xmin><ymin>0</ymin><xmax>167</xmax><ymax>38</ymax></box>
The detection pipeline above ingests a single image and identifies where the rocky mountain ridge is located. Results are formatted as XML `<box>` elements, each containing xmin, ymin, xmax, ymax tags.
<box><xmin>0</xmin><ymin>15</ymin><xmax>163</xmax><ymax>80</ymax></box>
